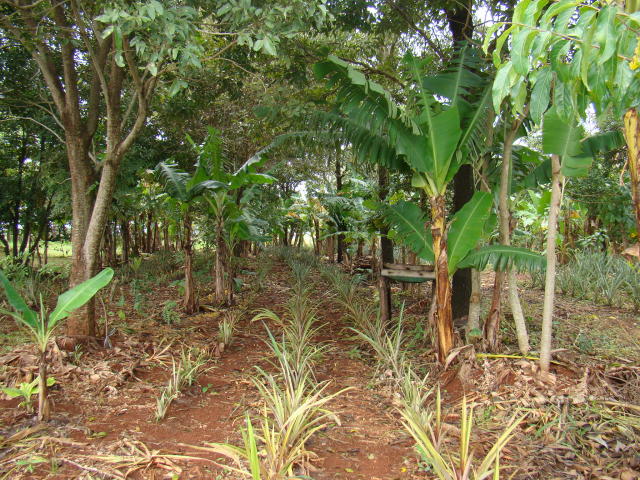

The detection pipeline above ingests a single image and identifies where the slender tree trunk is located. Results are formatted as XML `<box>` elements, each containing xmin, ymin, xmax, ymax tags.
<box><xmin>313</xmin><ymin>219</ymin><xmax>320</xmax><ymax>255</ymax></box>
<box><xmin>37</xmin><ymin>352</ymin><xmax>49</xmax><ymax>422</ymax></box>
<box><xmin>215</xmin><ymin>219</ymin><xmax>225</xmax><ymax>304</ymax></box>
<box><xmin>0</xmin><ymin>230</ymin><xmax>9</xmax><ymax>256</ymax></box>
<box><xmin>539</xmin><ymin>154</ymin><xmax>563</xmax><ymax>376</ymax></box>
<box><xmin>183</xmin><ymin>212</ymin><xmax>197</xmax><ymax>314</ymax></box>
<box><xmin>335</xmin><ymin>148</ymin><xmax>345</xmax><ymax>264</ymax></box>
<box><xmin>507</xmin><ymin>270</ymin><xmax>528</xmax><ymax>350</ymax></box>
<box><xmin>121</xmin><ymin>221</ymin><xmax>130</xmax><ymax>263</ymax></box>
<box><xmin>431</xmin><ymin>194</ymin><xmax>454</xmax><ymax>363</ymax></box>
<box><xmin>467</xmin><ymin>269</ymin><xmax>481</xmax><ymax>337</ymax></box>
<box><xmin>163</xmin><ymin>223</ymin><xmax>170</xmax><ymax>250</ymax></box>
<box><xmin>43</xmin><ymin>222</ymin><xmax>49</xmax><ymax>265</ymax></box>
<box><xmin>378</xmin><ymin>166</ymin><xmax>393</xmax><ymax>323</ymax></box>
<box><xmin>498</xmin><ymin>120</ymin><xmax>530</xmax><ymax>353</ymax></box>
<box><xmin>623</xmin><ymin>108</ymin><xmax>640</xmax><ymax>243</ymax></box>
<box><xmin>483</xmin><ymin>271</ymin><xmax>503</xmax><ymax>351</ymax></box>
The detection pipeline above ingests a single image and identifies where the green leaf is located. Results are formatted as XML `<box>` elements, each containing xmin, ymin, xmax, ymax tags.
<box><xmin>492</xmin><ymin>61</ymin><xmax>515</xmax><ymax>112</ymax></box>
<box><xmin>1</xmin><ymin>387</ymin><xmax>24</xmax><ymax>398</ymax></box>
<box><xmin>542</xmin><ymin>109</ymin><xmax>584</xmax><ymax>157</ymax></box>
<box><xmin>447</xmin><ymin>192</ymin><xmax>493</xmax><ymax>274</ymax></box>
<box><xmin>385</xmin><ymin>201</ymin><xmax>434</xmax><ymax>262</ymax></box>
<box><xmin>530</xmin><ymin>68</ymin><xmax>552</xmax><ymax>124</ymax></box>
<box><xmin>0</xmin><ymin>270</ymin><xmax>37</xmax><ymax>328</ymax></box>
<box><xmin>457</xmin><ymin>245</ymin><xmax>546</xmax><ymax>273</ymax></box>
<box><xmin>49</xmin><ymin>268</ymin><xmax>114</xmax><ymax>327</ymax></box>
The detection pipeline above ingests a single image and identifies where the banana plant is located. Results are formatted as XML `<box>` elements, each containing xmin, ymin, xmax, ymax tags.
<box><xmin>313</xmin><ymin>47</ymin><xmax>506</xmax><ymax>362</ymax></box>
<box><xmin>0</xmin><ymin>268</ymin><xmax>113</xmax><ymax>421</ymax></box>
<box><xmin>155</xmin><ymin>161</ymin><xmax>226</xmax><ymax>313</ymax></box>
<box><xmin>189</xmin><ymin>128</ymin><xmax>275</xmax><ymax>304</ymax></box>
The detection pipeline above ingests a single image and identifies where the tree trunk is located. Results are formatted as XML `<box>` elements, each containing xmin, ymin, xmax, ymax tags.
<box><xmin>183</xmin><ymin>213</ymin><xmax>198</xmax><ymax>314</ymax></box>
<box><xmin>326</xmin><ymin>236</ymin><xmax>334</xmax><ymax>262</ymax></box>
<box><xmin>507</xmin><ymin>271</ymin><xmax>529</xmax><ymax>353</ymax></box>
<box><xmin>215</xmin><ymin>219</ymin><xmax>226</xmax><ymax>304</ymax></box>
<box><xmin>466</xmin><ymin>269</ymin><xmax>481</xmax><ymax>337</ymax></box>
<box><xmin>337</xmin><ymin>234</ymin><xmax>345</xmax><ymax>263</ymax></box>
<box><xmin>378</xmin><ymin>166</ymin><xmax>393</xmax><ymax>323</ymax></box>
<box><xmin>0</xmin><ymin>230</ymin><xmax>9</xmax><ymax>256</ymax></box>
<box><xmin>66</xmin><ymin>137</ymin><xmax>95</xmax><ymax>337</ymax></box>
<box><xmin>452</xmin><ymin>164</ymin><xmax>474</xmax><ymax>322</ymax></box>
<box><xmin>121</xmin><ymin>221</ymin><xmax>130</xmax><ymax>263</ymax></box>
<box><xmin>539</xmin><ymin>154</ymin><xmax>563</xmax><ymax>376</ymax></box>
<box><xmin>37</xmin><ymin>351</ymin><xmax>49</xmax><ymax>422</ymax></box>
<box><xmin>623</xmin><ymin>108</ymin><xmax>640</xmax><ymax>243</ymax></box>
<box><xmin>430</xmin><ymin>194</ymin><xmax>454</xmax><ymax>364</ymax></box>
<box><xmin>43</xmin><ymin>223</ymin><xmax>49</xmax><ymax>264</ymax></box>
<box><xmin>483</xmin><ymin>271</ymin><xmax>503</xmax><ymax>351</ymax></box>
<box><xmin>499</xmin><ymin>120</ymin><xmax>530</xmax><ymax>353</ymax></box>
<box><xmin>313</xmin><ymin>219</ymin><xmax>320</xmax><ymax>255</ymax></box>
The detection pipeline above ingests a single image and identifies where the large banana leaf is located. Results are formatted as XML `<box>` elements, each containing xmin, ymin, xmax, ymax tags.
<box><xmin>385</xmin><ymin>201</ymin><xmax>434</xmax><ymax>262</ymax></box>
<box><xmin>49</xmin><ymin>268</ymin><xmax>114</xmax><ymax>327</ymax></box>
<box><xmin>447</xmin><ymin>192</ymin><xmax>493</xmax><ymax>274</ymax></box>
<box><xmin>0</xmin><ymin>270</ymin><xmax>37</xmax><ymax>328</ymax></box>
<box><xmin>155</xmin><ymin>162</ymin><xmax>190</xmax><ymax>201</ymax></box>
<box><xmin>457</xmin><ymin>245</ymin><xmax>546</xmax><ymax>272</ymax></box>
<box><xmin>542</xmin><ymin>109</ymin><xmax>593</xmax><ymax>177</ymax></box>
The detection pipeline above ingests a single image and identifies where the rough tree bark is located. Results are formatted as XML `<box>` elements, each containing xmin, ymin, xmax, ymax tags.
<box><xmin>431</xmin><ymin>195</ymin><xmax>454</xmax><ymax>363</ymax></box>
<box><xmin>623</xmin><ymin>108</ymin><xmax>640</xmax><ymax>243</ymax></box>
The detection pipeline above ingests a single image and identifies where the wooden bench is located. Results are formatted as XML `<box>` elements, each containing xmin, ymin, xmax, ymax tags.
<box><xmin>380</xmin><ymin>262</ymin><xmax>435</xmax><ymax>283</ymax></box>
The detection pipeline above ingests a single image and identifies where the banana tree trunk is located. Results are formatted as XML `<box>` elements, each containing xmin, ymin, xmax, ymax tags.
<box><xmin>623</xmin><ymin>108</ymin><xmax>640</xmax><ymax>243</ymax></box>
<box><xmin>37</xmin><ymin>351</ymin><xmax>49</xmax><ymax>422</ymax></box>
<box><xmin>183</xmin><ymin>213</ymin><xmax>198</xmax><ymax>314</ymax></box>
<box><xmin>539</xmin><ymin>154</ymin><xmax>563</xmax><ymax>376</ymax></box>
<box><xmin>215</xmin><ymin>218</ymin><xmax>226</xmax><ymax>304</ymax></box>
<box><xmin>430</xmin><ymin>195</ymin><xmax>454</xmax><ymax>364</ymax></box>
<box><xmin>483</xmin><ymin>271</ymin><xmax>503</xmax><ymax>351</ymax></box>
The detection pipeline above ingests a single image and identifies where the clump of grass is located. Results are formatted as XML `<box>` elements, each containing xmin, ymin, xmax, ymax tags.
<box><xmin>400</xmin><ymin>384</ymin><xmax>525</xmax><ymax>480</ymax></box>
<box><xmin>217</xmin><ymin>310</ymin><xmax>240</xmax><ymax>347</ymax></box>
<box><xmin>350</xmin><ymin>308</ymin><xmax>407</xmax><ymax>383</ymax></box>
<box><xmin>154</xmin><ymin>347</ymin><xmax>208</xmax><ymax>421</ymax></box>
<box><xmin>535</xmin><ymin>250</ymin><xmax>640</xmax><ymax>309</ymax></box>
<box><xmin>161</xmin><ymin>300</ymin><xmax>181</xmax><ymax>325</ymax></box>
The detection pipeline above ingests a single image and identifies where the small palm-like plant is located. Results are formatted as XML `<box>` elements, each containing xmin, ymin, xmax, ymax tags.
<box><xmin>155</xmin><ymin>161</ymin><xmax>226</xmax><ymax>313</ymax></box>
<box><xmin>0</xmin><ymin>268</ymin><xmax>113</xmax><ymax>421</ymax></box>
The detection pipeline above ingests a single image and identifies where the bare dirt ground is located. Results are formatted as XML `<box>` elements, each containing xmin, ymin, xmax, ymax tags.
<box><xmin>0</xmin><ymin>254</ymin><xmax>639</xmax><ymax>479</ymax></box>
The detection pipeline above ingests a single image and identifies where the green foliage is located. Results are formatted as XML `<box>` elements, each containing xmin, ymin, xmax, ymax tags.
<box><xmin>217</xmin><ymin>310</ymin><xmax>240</xmax><ymax>346</ymax></box>
<box><xmin>161</xmin><ymin>301</ymin><xmax>181</xmax><ymax>325</ymax></box>
<box><xmin>553</xmin><ymin>251</ymin><xmax>640</xmax><ymax>309</ymax></box>
<box><xmin>386</xmin><ymin>194</ymin><xmax>545</xmax><ymax>275</ymax></box>
<box><xmin>486</xmin><ymin>0</ymin><xmax>640</xmax><ymax>120</ymax></box>
<box><xmin>0</xmin><ymin>268</ymin><xmax>114</xmax><ymax>353</ymax></box>
<box><xmin>97</xmin><ymin>1</ymin><xmax>202</xmax><ymax>92</ymax></box>
<box><xmin>155</xmin><ymin>347</ymin><xmax>207</xmax><ymax>421</ymax></box>
<box><xmin>401</xmin><ymin>388</ymin><xmax>525</xmax><ymax>480</ymax></box>
<box><xmin>1</xmin><ymin>376</ymin><xmax>55</xmax><ymax>413</ymax></box>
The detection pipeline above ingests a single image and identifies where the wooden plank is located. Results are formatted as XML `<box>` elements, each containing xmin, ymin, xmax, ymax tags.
<box><xmin>382</xmin><ymin>263</ymin><xmax>434</xmax><ymax>272</ymax></box>
<box><xmin>381</xmin><ymin>268</ymin><xmax>436</xmax><ymax>280</ymax></box>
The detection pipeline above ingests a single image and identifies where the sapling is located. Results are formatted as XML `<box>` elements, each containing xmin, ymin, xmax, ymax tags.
<box><xmin>0</xmin><ymin>268</ymin><xmax>114</xmax><ymax>421</ymax></box>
